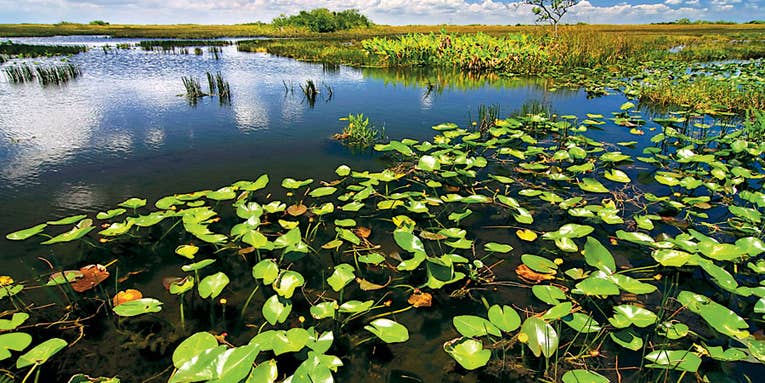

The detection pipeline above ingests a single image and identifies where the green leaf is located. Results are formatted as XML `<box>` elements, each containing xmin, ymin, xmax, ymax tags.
<box><xmin>207</xmin><ymin>344</ymin><xmax>260</xmax><ymax>383</ymax></box>
<box><xmin>281</xmin><ymin>178</ymin><xmax>313</xmax><ymax>189</ymax></box>
<box><xmin>118</xmin><ymin>198</ymin><xmax>147</xmax><ymax>209</ymax></box>
<box><xmin>579</xmin><ymin>178</ymin><xmax>609</xmax><ymax>193</ymax></box>
<box><xmin>233</xmin><ymin>174</ymin><xmax>269</xmax><ymax>191</ymax></box>
<box><xmin>521</xmin><ymin>317</ymin><xmax>558</xmax><ymax>358</ymax></box>
<box><xmin>172</xmin><ymin>332</ymin><xmax>218</xmax><ymax>368</ymax></box>
<box><xmin>582</xmin><ymin>237</ymin><xmax>616</xmax><ymax>274</ymax></box>
<box><xmin>484</xmin><ymin>242</ymin><xmax>513</xmax><ymax>253</ymax></box>
<box><xmin>609</xmin><ymin>305</ymin><xmax>658</xmax><ymax>328</ymax></box>
<box><xmin>604</xmin><ymin>169</ymin><xmax>631</xmax><ymax>183</ymax></box>
<box><xmin>562</xmin><ymin>370</ymin><xmax>610</xmax><ymax>383</ymax></box>
<box><xmin>444</xmin><ymin>338</ymin><xmax>490</xmax><ymax>370</ymax></box>
<box><xmin>310</xmin><ymin>301</ymin><xmax>338</xmax><ymax>320</ymax></box>
<box><xmin>272</xmin><ymin>328</ymin><xmax>309</xmax><ymax>356</ymax></box>
<box><xmin>41</xmin><ymin>225</ymin><xmax>95</xmax><ymax>245</ymax></box>
<box><xmin>6</xmin><ymin>224</ymin><xmax>47</xmax><ymax>241</ymax></box>
<box><xmin>521</xmin><ymin>254</ymin><xmax>557</xmax><ymax>274</ymax></box>
<box><xmin>677</xmin><ymin>291</ymin><xmax>749</xmax><ymax>339</ymax></box>
<box><xmin>0</xmin><ymin>313</ymin><xmax>29</xmax><ymax>331</ymax></box>
<box><xmin>453</xmin><ymin>315</ymin><xmax>501</xmax><ymax>338</ymax></box>
<box><xmin>487</xmin><ymin>305</ymin><xmax>521</xmax><ymax>332</ymax></box>
<box><xmin>113</xmin><ymin>298</ymin><xmax>163</xmax><ymax>317</ymax></box>
<box><xmin>198</xmin><ymin>272</ymin><xmax>230</xmax><ymax>299</ymax></box>
<box><xmin>573</xmin><ymin>276</ymin><xmax>620</xmax><ymax>296</ymax></box>
<box><xmin>309</xmin><ymin>187</ymin><xmax>337</xmax><ymax>198</ymax></box>
<box><xmin>327</xmin><ymin>264</ymin><xmax>355</xmax><ymax>292</ymax></box>
<box><xmin>338</xmin><ymin>300</ymin><xmax>374</xmax><ymax>314</ymax></box>
<box><xmin>47</xmin><ymin>214</ymin><xmax>88</xmax><ymax>225</ymax></box>
<box><xmin>175</xmin><ymin>245</ymin><xmax>199</xmax><ymax>260</ymax></box>
<box><xmin>562</xmin><ymin>313</ymin><xmax>602</xmax><ymax>334</ymax></box>
<box><xmin>0</xmin><ymin>332</ymin><xmax>32</xmax><ymax>361</ymax></box>
<box><xmin>393</xmin><ymin>230</ymin><xmax>425</xmax><ymax>253</ymax></box>
<box><xmin>182</xmin><ymin>259</ymin><xmax>216</xmax><ymax>272</ymax></box>
<box><xmin>169</xmin><ymin>346</ymin><xmax>226</xmax><ymax>383</ymax></box>
<box><xmin>247</xmin><ymin>359</ymin><xmax>278</xmax><ymax>383</ymax></box>
<box><xmin>645</xmin><ymin>350</ymin><xmax>701</xmax><ymax>372</ymax></box>
<box><xmin>252</xmin><ymin>259</ymin><xmax>279</xmax><ymax>285</ymax></box>
<box><xmin>364</xmin><ymin>319</ymin><xmax>410</xmax><ymax>343</ymax></box>
<box><xmin>532</xmin><ymin>285</ymin><xmax>567</xmax><ymax>305</ymax></box>
<box><xmin>610</xmin><ymin>329</ymin><xmax>643</xmax><ymax>351</ymax></box>
<box><xmin>16</xmin><ymin>338</ymin><xmax>68</xmax><ymax>368</ymax></box>
<box><xmin>542</xmin><ymin>302</ymin><xmax>573</xmax><ymax>321</ymax></box>
<box><xmin>273</xmin><ymin>271</ymin><xmax>304</xmax><ymax>299</ymax></box>
<box><xmin>262</xmin><ymin>295</ymin><xmax>291</xmax><ymax>325</ymax></box>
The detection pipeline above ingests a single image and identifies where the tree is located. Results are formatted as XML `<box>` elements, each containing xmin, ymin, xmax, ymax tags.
<box><xmin>522</xmin><ymin>0</ymin><xmax>579</xmax><ymax>34</ymax></box>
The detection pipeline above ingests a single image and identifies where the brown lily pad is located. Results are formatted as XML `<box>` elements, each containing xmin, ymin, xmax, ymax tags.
<box><xmin>287</xmin><ymin>204</ymin><xmax>308</xmax><ymax>217</ymax></box>
<box><xmin>354</xmin><ymin>227</ymin><xmax>371</xmax><ymax>239</ymax></box>
<box><xmin>71</xmin><ymin>264</ymin><xmax>110</xmax><ymax>293</ymax></box>
<box><xmin>515</xmin><ymin>264</ymin><xmax>554</xmax><ymax>284</ymax></box>
<box><xmin>113</xmin><ymin>289</ymin><xmax>142</xmax><ymax>307</ymax></box>
<box><xmin>408</xmin><ymin>289</ymin><xmax>433</xmax><ymax>308</ymax></box>
<box><xmin>357</xmin><ymin>277</ymin><xmax>391</xmax><ymax>291</ymax></box>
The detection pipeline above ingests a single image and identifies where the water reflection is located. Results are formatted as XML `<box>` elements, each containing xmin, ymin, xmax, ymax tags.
<box><xmin>0</xmin><ymin>35</ymin><xmax>629</xmax><ymax>240</ymax></box>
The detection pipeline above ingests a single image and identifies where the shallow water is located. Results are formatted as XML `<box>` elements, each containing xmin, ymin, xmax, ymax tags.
<box><xmin>0</xmin><ymin>36</ymin><xmax>674</xmax><ymax>382</ymax></box>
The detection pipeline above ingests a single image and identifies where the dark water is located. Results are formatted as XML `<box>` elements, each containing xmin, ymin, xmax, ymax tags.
<box><xmin>0</xmin><ymin>36</ymin><xmax>656</xmax><ymax>382</ymax></box>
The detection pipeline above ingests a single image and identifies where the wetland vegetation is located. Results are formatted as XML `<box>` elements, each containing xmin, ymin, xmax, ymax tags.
<box><xmin>2</xmin><ymin>7</ymin><xmax>765</xmax><ymax>383</ymax></box>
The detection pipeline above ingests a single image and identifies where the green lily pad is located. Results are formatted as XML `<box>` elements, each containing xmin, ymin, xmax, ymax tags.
<box><xmin>645</xmin><ymin>350</ymin><xmax>701</xmax><ymax>372</ymax></box>
<box><xmin>198</xmin><ymin>272</ymin><xmax>229</xmax><ymax>299</ymax></box>
<box><xmin>6</xmin><ymin>224</ymin><xmax>48</xmax><ymax>241</ymax></box>
<box><xmin>113</xmin><ymin>298</ymin><xmax>163</xmax><ymax>317</ymax></box>
<box><xmin>0</xmin><ymin>332</ymin><xmax>32</xmax><ymax>361</ymax></box>
<box><xmin>364</xmin><ymin>319</ymin><xmax>410</xmax><ymax>343</ymax></box>
<box><xmin>16</xmin><ymin>338</ymin><xmax>68</xmax><ymax>368</ymax></box>
<box><xmin>444</xmin><ymin>338</ymin><xmax>491</xmax><ymax>370</ymax></box>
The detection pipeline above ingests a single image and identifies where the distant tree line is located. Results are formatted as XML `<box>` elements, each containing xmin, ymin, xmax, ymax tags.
<box><xmin>271</xmin><ymin>8</ymin><xmax>373</xmax><ymax>33</ymax></box>
<box><xmin>653</xmin><ymin>18</ymin><xmax>763</xmax><ymax>25</ymax></box>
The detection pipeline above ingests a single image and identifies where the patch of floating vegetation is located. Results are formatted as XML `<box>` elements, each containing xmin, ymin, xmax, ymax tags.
<box><xmin>138</xmin><ymin>39</ymin><xmax>232</xmax><ymax>51</ymax></box>
<box><xmin>3</xmin><ymin>62</ymin><xmax>82</xmax><ymax>85</ymax></box>
<box><xmin>4</xmin><ymin>100</ymin><xmax>765</xmax><ymax>382</ymax></box>
<box><xmin>0</xmin><ymin>40</ymin><xmax>87</xmax><ymax>58</ymax></box>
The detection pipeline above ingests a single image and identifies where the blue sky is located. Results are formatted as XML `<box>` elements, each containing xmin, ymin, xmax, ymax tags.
<box><xmin>0</xmin><ymin>1</ymin><xmax>760</xmax><ymax>25</ymax></box>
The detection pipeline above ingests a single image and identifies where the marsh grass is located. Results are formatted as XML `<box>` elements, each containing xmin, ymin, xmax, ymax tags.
<box><xmin>183</xmin><ymin>71</ymin><xmax>230</xmax><ymax>103</ymax></box>
<box><xmin>137</xmin><ymin>40</ymin><xmax>232</xmax><ymax>51</ymax></box>
<box><xmin>4</xmin><ymin>62</ymin><xmax>81</xmax><ymax>85</ymax></box>
<box><xmin>0</xmin><ymin>41</ymin><xmax>87</xmax><ymax>58</ymax></box>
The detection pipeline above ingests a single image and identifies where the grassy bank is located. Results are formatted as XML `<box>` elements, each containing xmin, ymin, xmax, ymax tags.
<box><xmin>1</xmin><ymin>22</ymin><xmax>764</xmax><ymax>38</ymax></box>
<box><xmin>0</xmin><ymin>41</ymin><xmax>87</xmax><ymax>58</ymax></box>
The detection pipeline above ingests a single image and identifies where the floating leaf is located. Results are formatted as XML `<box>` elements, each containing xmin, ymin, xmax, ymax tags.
<box><xmin>444</xmin><ymin>338</ymin><xmax>490</xmax><ymax>370</ymax></box>
<box><xmin>16</xmin><ymin>338</ymin><xmax>67</xmax><ymax>368</ymax></box>
<box><xmin>113</xmin><ymin>298</ymin><xmax>163</xmax><ymax>317</ymax></box>
<box><xmin>520</xmin><ymin>317</ymin><xmax>558</xmax><ymax>358</ymax></box>
<box><xmin>0</xmin><ymin>332</ymin><xmax>32</xmax><ymax>361</ymax></box>
<box><xmin>365</xmin><ymin>319</ymin><xmax>410</xmax><ymax>343</ymax></box>
<box><xmin>263</xmin><ymin>295</ymin><xmax>291</xmax><ymax>325</ymax></box>
<box><xmin>453</xmin><ymin>315</ymin><xmax>501</xmax><ymax>338</ymax></box>
<box><xmin>118</xmin><ymin>198</ymin><xmax>147</xmax><ymax>209</ymax></box>
<box><xmin>6</xmin><ymin>224</ymin><xmax>47</xmax><ymax>241</ymax></box>
<box><xmin>562</xmin><ymin>370</ymin><xmax>609</xmax><ymax>383</ymax></box>
<box><xmin>172</xmin><ymin>332</ymin><xmax>218</xmax><ymax>368</ymax></box>
<box><xmin>645</xmin><ymin>350</ymin><xmax>701</xmax><ymax>372</ymax></box>
<box><xmin>327</xmin><ymin>264</ymin><xmax>355</xmax><ymax>292</ymax></box>
<box><xmin>198</xmin><ymin>272</ymin><xmax>229</xmax><ymax>299</ymax></box>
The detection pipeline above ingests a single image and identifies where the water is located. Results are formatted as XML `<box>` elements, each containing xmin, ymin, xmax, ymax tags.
<box><xmin>0</xmin><ymin>36</ymin><xmax>648</xmax><ymax>382</ymax></box>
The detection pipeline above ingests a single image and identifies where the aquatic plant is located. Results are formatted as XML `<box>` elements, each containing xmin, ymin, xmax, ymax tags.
<box><xmin>4</xmin><ymin>101</ymin><xmax>765</xmax><ymax>381</ymax></box>
<box><xmin>0</xmin><ymin>41</ymin><xmax>87</xmax><ymax>58</ymax></box>
<box><xmin>333</xmin><ymin>113</ymin><xmax>383</xmax><ymax>147</ymax></box>
<box><xmin>138</xmin><ymin>40</ymin><xmax>232</xmax><ymax>51</ymax></box>
<box><xmin>182</xmin><ymin>72</ymin><xmax>230</xmax><ymax>103</ymax></box>
<box><xmin>3</xmin><ymin>62</ymin><xmax>81</xmax><ymax>85</ymax></box>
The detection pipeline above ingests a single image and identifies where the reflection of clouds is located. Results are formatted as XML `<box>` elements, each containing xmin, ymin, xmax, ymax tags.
<box><xmin>232</xmin><ymin>95</ymin><xmax>269</xmax><ymax>132</ymax></box>
<box><xmin>0</xmin><ymin>89</ymin><xmax>100</xmax><ymax>184</ymax></box>
<box><xmin>280</xmin><ymin>94</ymin><xmax>304</xmax><ymax>124</ymax></box>
<box><xmin>144</xmin><ymin>127</ymin><xmax>165</xmax><ymax>149</ymax></box>
<box><xmin>52</xmin><ymin>183</ymin><xmax>100</xmax><ymax>212</ymax></box>
<box><xmin>95</xmin><ymin>131</ymin><xmax>134</xmax><ymax>154</ymax></box>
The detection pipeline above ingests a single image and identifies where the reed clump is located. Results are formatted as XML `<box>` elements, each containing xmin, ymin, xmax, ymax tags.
<box><xmin>183</xmin><ymin>71</ymin><xmax>230</xmax><ymax>103</ymax></box>
<box><xmin>138</xmin><ymin>40</ymin><xmax>232</xmax><ymax>51</ymax></box>
<box><xmin>4</xmin><ymin>62</ymin><xmax>81</xmax><ymax>85</ymax></box>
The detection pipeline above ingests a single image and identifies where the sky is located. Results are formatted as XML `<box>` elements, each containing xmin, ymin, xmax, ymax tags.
<box><xmin>0</xmin><ymin>0</ymin><xmax>760</xmax><ymax>25</ymax></box>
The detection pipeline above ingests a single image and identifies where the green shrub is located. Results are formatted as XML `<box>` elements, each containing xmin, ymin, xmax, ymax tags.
<box><xmin>272</xmin><ymin>8</ymin><xmax>372</xmax><ymax>33</ymax></box>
